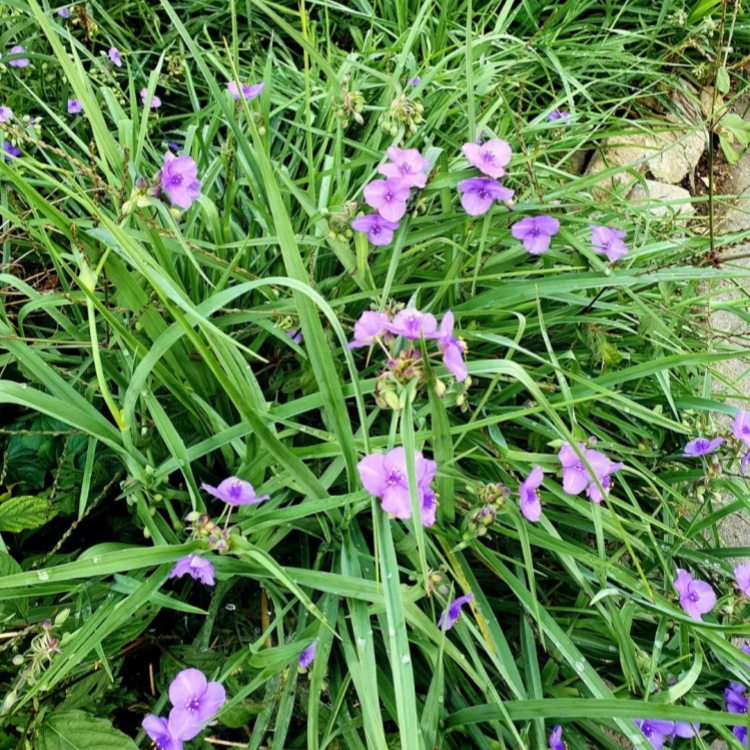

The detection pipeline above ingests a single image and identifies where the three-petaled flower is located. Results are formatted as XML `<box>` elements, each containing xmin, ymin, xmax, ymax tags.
<box><xmin>363</xmin><ymin>178</ymin><xmax>412</xmax><ymax>222</ymax></box>
<box><xmin>674</xmin><ymin>568</ymin><xmax>715</xmax><ymax>621</ymax></box>
<box><xmin>511</xmin><ymin>215</ymin><xmax>560</xmax><ymax>255</ymax></box>
<box><xmin>158</xmin><ymin>152</ymin><xmax>202</xmax><ymax>211</ymax></box>
<box><xmin>351</xmin><ymin>214</ymin><xmax>400</xmax><ymax>246</ymax></box>
<box><xmin>590</xmin><ymin>225</ymin><xmax>628</xmax><ymax>262</ymax></box>
<box><xmin>683</xmin><ymin>436</ymin><xmax>724</xmax><ymax>457</ymax></box>
<box><xmin>378</xmin><ymin>146</ymin><xmax>431</xmax><ymax>188</ymax></box>
<box><xmin>169</xmin><ymin>554</ymin><xmax>215</xmax><ymax>586</ymax></box>
<box><xmin>462</xmin><ymin>138</ymin><xmax>512</xmax><ymax>179</ymax></box>
<box><xmin>227</xmin><ymin>81</ymin><xmax>265</xmax><ymax>101</ymax></box>
<box><xmin>201</xmin><ymin>476</ymin><xmax>269</xmax><ymax>506</ymax></box>
<box><xmin>458</xmin><ymin>177</ymin><xmax>514</xmax><ymax>216</ymax></box>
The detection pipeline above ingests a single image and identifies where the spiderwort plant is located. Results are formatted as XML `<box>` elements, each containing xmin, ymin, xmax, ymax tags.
<box><xmin>683</xmin><ymin>437</ymin><xmax>724</xmax><ymax>457</ymax></box>
<box><xmin>519</xmin><ymin>466</ymin><xmax>544</xmax><ymax>522</ymax></box>
<box><xmin>548</xmin><ymin>725</ymin><xmax>565</xmax><ymax>750</ymax></box>
<box><xmin>438</xmin><ymin>593</ymin><xmax>474</xmax><ymax>630</ymax></box>
<box><xmin>157</xmin><ymin>152</ymin><xmax>202</xmax><ymax>211</ymax></box>
<box><xmin>0</xmin><ymin>106</ymin><xmax>13</xmax><ymax>123</ymax></box>
<box><xmin>511</xmin><ymin>215</ymin><xmax>560</xmax><ymax>255</ymax></box>
<box><xmin>169</xmin><ymin>554</ymin><xmax>215</xmax><ymax>586</ymax></box>
<box><xmin>299</xmin><ymin>641</ymin><xmax>316</xmax><ymax>670</ymax></box>
<box><xmin>674</xmin><ymin>568</ymin><xmax>715</xmax><ymax>620</ymax></box>
<box><xmin>590</xmin><ymin>225</ymin><xmax>628</xmax><ymax>262</ymax></box>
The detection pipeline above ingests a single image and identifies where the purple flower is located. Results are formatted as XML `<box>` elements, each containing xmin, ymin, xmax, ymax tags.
<box><xmin>683</xmin><ymin>436</ymin><xmax>724</xmax><ymax>457</ymax></box>
<box><xmin>169</xmin><ymin>554</ymin><xmax>215</xmax><ymax>586</ymax></box>
<box><xmin>674</xmin><ymin>568</ymin><xmax>716</xmax><ymax>621</ymax></box>
<box><xmin>407</xmin><ymin>76</ymin><xmax>421</xmax><ymax>86</ymax></box>
<box><xmin>351</xmin><ymin>214</ymin><xmax>400</xmax><ymax>246</ymax></box>
<box><xmin>727</xmin><ymin>686</ymin><xmax>748</xmax><ymax>714</ymax></box>
<box><xmin>519</xmin><ymin>466</ymin><xmax>544</xmax><ymax>522</ymax></box>
<box><xmin>3</xmin><ymin>142</ymin><xmax>20</xmax><ymax>162</ymax></box>
<box><xmin>458</xmin><ymin>177</ymin><xmax>514</xmax><ymax>217</ymax></box>
<box><xmin>585</xmin><ymin>459</ymin><xmax>623</xmax><ymax>504</ymax></box>
<box><xmin>9</xmin><ymin>46</ymin><xmax>29</xmax><ymax>68</ymax></box>
<box><xmin>227</xmin><ymin>81</ymin><xmax>265</xmax><ymax>101</ymax></box>
<box><xmin>436</xmin><ymin>311</ymin><xmax>467</xmax><ymax>381</ymax></box>
<box><xmin>736</xmin><ymin>564</ymin><xmax>750</xmax><ymax>596</ymax></box>
<box><xmin>557</xmin><ymin>443</ymin><xmax>621</xmax><ymax>499</ymax></box>
<box><xmin>357</xmin><ymin>447</ymin><xmax>437</xmax><ymax>526</ymax></box>
<box><xmin>202</xmin><ymin>477</ymin><xmax>269</xmax><ymax>506</ymax></box>
<box><xmin>633</xmin><ymin>720</ymin><xmax>675</xmax><ymax>750</ymax></box>
<box><xmin>347</xmin><ymin>311</ymin><xmax>390</xmax><ymax>349</ymax></box>
<box><xmin>57</xmin><ymin>7</ymin><xmax>71</xmax><ymax>18</ymax></box>
<box><xmin>141</xmin><ymin>88</ymin><xmax>162</xmax><ymax>109</ymax></box>
<box><xmin>735</xmin><ymin>727</ymin><xmax>748</xmax><ymax>747</ymax></box>
<box><xmin>547</xmin><ymin>110</ymin><xmax>570</xmax><ymax>123</ymax></box>
<box><xmin>420</xmin><ymin>487</ymin><xmax>437</xmax><ymax>527</ymax></box>
<box><xmin>67</xmin><ymin>99</ymin><xmax>82</xmax><ymax>115</ymax></box>
<box><xmin>438</xmin><ymin>593</ymin><xmax>474</xmax><ymax>631</ymax></box>
<box><xmin>735</xmin><ymin>411</ymin><xmax>750</xmax><ymax>448</ymax></box>
<box><xmin>387</xmin><ymin>308</ymin><xmax>438</xmax><ymax>340</ymax></box>
<box><xmin>142</xmin><ymin>714</ymin><xmax>184</xmax><ymax>750</ymax></box>
<box><xmin>511</xmin><ymin>215</ymin><xmax>560</xmax><ymax>255</ymax></box>
<box><xmin>378</xmin><ymin>146</ymin><xmax>431</xmax><ymax>189</ymax></box>
<box><xmin>0</xmin><ymin>106</ymin><xmax>13</xmax><ymax>123</ymax></box>
<box><xmin>286</xmin><ymin>329</ymin><xmax>302</xmax><ymax>345</ymax></box>
<box><xmin>168</xmin><ymin>668</ymin><xmax>226</xmax><ymax>741</ymax></box>
<box><xmin>462</xmin><ymin>138</ymin><xmax>512</xmax><ymax>178</ymax></box>
<box><xmin>158</xmin><ymin>152</ymin><xmax>202</xmax><ymax>210</ymax></box>
<box><xmin>670</xmin><ymin>723</ymin><xmax>699</xmax><ymax>741</ymax></box>
<box><xmin>363</xmin><ymin>177</ymin><xmax>411</xmax><ymax>222</ymax></box>
<box><xmin>108</xmin><ymin>47</ymin><xmax>122</xmax><ymax>67</ymax></box>
<box><xmin>590</xmin><ymin>225</ymin><xmax>628</xmax><ymax>262</ymax></box>
<box><xmin>548</xmin><ymin>726</ymin><xmax>565</xmax><ymax>750</ymax></box>
<box><xmin>299</xmin><ymin>641</ymin><xmax>316</xmax><ymax>669</ymax></box>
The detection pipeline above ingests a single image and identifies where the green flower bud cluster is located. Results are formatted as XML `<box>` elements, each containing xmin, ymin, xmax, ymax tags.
<box><xmin>379</xmin><ymin>94</ymin><xmax>424</xmax><ymax>137</ymax></box>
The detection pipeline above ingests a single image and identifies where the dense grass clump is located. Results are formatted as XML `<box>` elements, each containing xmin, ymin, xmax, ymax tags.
<box><xmin>2</xmin><ymin>0</ymin><xmax>750</xmax><ymax>747</ymax></box>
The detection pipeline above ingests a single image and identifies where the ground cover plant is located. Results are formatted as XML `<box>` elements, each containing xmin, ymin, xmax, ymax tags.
<box><xmin>3</xmin><ymin>0</ymin><xmax>750</xmax><ymax>747</ymax></box>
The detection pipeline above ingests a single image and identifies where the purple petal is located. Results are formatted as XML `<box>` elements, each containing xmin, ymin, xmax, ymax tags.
<box><xmin>523</xmin><ymin>233</ymin><xmax>552</xmax><ymax>255</ymax></box>
<box><xmin>438</xmin><ymin>593</ymin><xmax>474</xmax><ymax>630</ymax></box>
<box><xmin>169</xmin><ymin>668</ymin><xmax>207</xmax><ymax>710</ymax></box>
<box><xmin>736</xmin><ymin>563</ymin><xmax>750</xmax><ymax>596</ymax></box>
<box><xmin>443</xmin><ymin>341</ymin><xmax>468</xmax><ymax>381</ymax></box>
<box><xmin>548</xmin><ymin>725</ymin><xmax>565</xmax><ymax>750</ymax></box>
<box><xmin>299</xmin><ymin>640</ymin><xmax>317</xmax><ymax>669</ymax></box>
<box><xmin>674</xmin><ymin>569</ymin><xmax>693</xmax><ymax>599</ymax></box>
<box><xmin>357</xmin><ymin>454</ymin><xmax>388</xmax><ymax>497</ymax></box>
<box><xmin>196</xmin><ymin>681</ymin><xmax>226</xmax><ymax>722</ymax></box>
<box><xmin>420</xmin><ymin>487</ymin><xmax>437</xmax><ymax>527</ymax></box>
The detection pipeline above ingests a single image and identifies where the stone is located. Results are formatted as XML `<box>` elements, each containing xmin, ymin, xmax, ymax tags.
<box><xmin>627</xmin><ymin>180</ymin><xmax>694</xmax><ymax>218</ymax></box>
<box><xmin>647</xmin><ymin>118</ymin><xmax>706</xmax><ymax>184</ymax></box>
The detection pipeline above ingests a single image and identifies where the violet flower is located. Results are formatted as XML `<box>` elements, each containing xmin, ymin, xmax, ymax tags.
<box><xmin>590</xmin><ymin>225</ymin><xmax>628</xmax><ymax>262</ymax></box>
<box><xmin>633</xmin><ymin>720</ymin><xmax>675</xmax><ymax>750</ymax></box>
<box><xmin>351</xmin><ymin>214</ymin><xmax>400</xmax><ymax>246</ymax></box>
<box><xmin>407</xmin><ymin>76</ymin><xmax>421</xmax><ymax>87</ymax></box>
<box><xmin>420</xmin><ymin>487</ymin><xmax>437</xmax><ymax>527</ymax></box>
<box><xmin>547</xmin><ymin>110</ymin><xmax>570</xmax><ymax>123</ymax></box>
<box><xmin>674</xmin><ymin>568</ymin><xmax>716</xmax><ymax>621</ymax></box>
<box><xmin>670</xmin><ymin>723</ymin><xmax>699</xmax><ymax>742</ymax></box>
<box><xmin>511</xmin><ymin>215</ymin><xmax>560</xmax><ymax>255</ymax></box>
<box><xmin>346</xmin><ymin>311</ymin><xmax>390</xmax><ymax>349</ymax></box>
<box><xmin>735</xmin><ymin>411</ymin><xmax>750</xmax><ymax>448</ymax></box>
<box><xmin>727</xmin><ymin>685</ymin><xmax>748</xmax><ymax>715</ymax></box>
<box><xmin>0</xmin><ymin>106</ymin><xmax>13</xmax><ymax>123</ymax></box>
<box><xmin>736</xmin><ymin>563</ymin><xmax>750</xmax><ymax>596</ymax></box>
<box><xmin>57</xmin><ymin>7</ymin><xmax>71</xmax><ymax>18</ymax></box>
<box><xmin>201</xmin><ymin>477</ymin><xmax>269</xmax><ymax>506</ymax></box>
<box><xmin>168</xmin><ymin>668</ymin><xmax>226</xmax><ymax>741</ymax></box>
<box><xmin>436</xmin><ymin>310</ymin><xmax>467</xmax><ymax>381</ymax></box>
<box><xmin>158</xmin><ymin>152</ymin><xmax>202</xmax><ymax>210</ymax></box>
<box><xmin>378</xmin><ymin>146</ymin><xmax>431</xmax><ymax>189</ymax></box>
<box><xmin>363</xmin><ymin>177</ymin><xmax>411</xmax><ymax>222</ymax></box>
<box><xmin>357</xmin><ymin>447</ymin><xmax>437</xmax><ymax>526</ymax></box>
<box><xmin>108</xmin><ymin>47</ymin><xmax>122</xmax><ymax>67</ymax></box>
<box><xmin>462</xmin><ymin>138</ymin><xmax>512</xmax><ymax>178</ymax></box>
<box><xmin>438</xmin><ymin>593</ymin><xmax>474</xmax><ymax>631</ymax></box>
<box><xmin>683</xmin><ymin>436</ymin><xmax>724</xmax><ymax>457</ymax></box>
<box><xmin>557</xmin><ymin>442</ymin><xmax>621</xmax><ymax>499</ymax></box>
<box><xmin>67</xmin><ymin>99</ymin><xmax>82</xmax><ymax>115</ymax></box>
<box><xmin>169</xmin><ymin>554</ymin><xmax>215</xmax><ymax>586</ymax></box>
<box><xmin>585</xmin><ymin>458</ymin><xmax>623</xmax><ymax>504</ymax></box>
<box><xmin>519</xmin><ymin>466</ymin><xmax>544</xmax><ymax>522</ymax></box>
<box><xmin>9</xmin><ymin>46</ymin><xmax>29</xmax><ymax>68</ymax></box>
<box><xmin>227</xmin><ymin>81</ymin><xmax>265</xmax><ymax>101</ymax></box>
<box><xmin>3</xmin><ymin>142</ymin><xmax>20</xmax><ymax>162</ymax></box>
<box><xmin>286</xmin><ymin>329</ymin><xmax>302</xmax><ymax>345</ymax></box>
<box><xmin>458</xmin><ymin>177</ymin><xmax>514</xmax><ymax>216</ymax></box>
<box><xmin>548</xmin><ymin>726</ymin><xmax>565</xmax><ymax>750</ymax></box>
<box><xmin>299</xmin><ymin>641</ymin><xmax>316</xmax><ymax>669</ymax></box>
<box><xmin>141</xmin><ymin>88</ymin><xmax>162</xmax><ymax>109</ymax></box>
<box><xmin>142</xmin><ymin>714</ymin><xmax>184</xmax><ymax>750</ymax></box>
<box><xmin>387</xmin><ymin>308</ymin><xmax>438</xmax><ymax>340</ymax></box>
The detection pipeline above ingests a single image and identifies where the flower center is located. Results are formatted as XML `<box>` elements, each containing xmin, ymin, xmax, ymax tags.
<box><xmin>229</xmin><ymin>481</ymin><xmax>242</xmax><ymax>499</ymax></box>
<box><xmin>371</xmin><ymin>225</ymin><xmax>381</xmax><ymax>235</ymax></box>
<box><xmin>188</xmin><ymin>697</ymin><xmax>201</xmax><ymax>711</ymax></box>
<box><xmin>530</xmin><ymin>227</ymin><xmax>540</xmax><ymax>237</ymax></box>
<box><xmin>169</xmin><ymin>173</ymin><xmax>184</xmax><ymax>186</ymax></box>
<box><xmin>399</xmin><ymin>163</ymin><xmax>412</xmax><ymax>175</ymax></box>
<box><xmin>386</xmin><ymin>470</ymin><xmax>403</xmax><ymax>486</ymax></box>
<box><xmin>478</xmin><ymin>189</ymin><xmax>488</xmax><ymax>200</ymax></box>
<box><xmin>481</xmin><ymin>151</ymin><xmax>495</xmax><ymax>163</ymax></box>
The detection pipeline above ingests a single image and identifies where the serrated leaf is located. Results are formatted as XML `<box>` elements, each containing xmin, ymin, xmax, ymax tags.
<box><xmin>37</xmin><ymin>710</ymin><xmax>137</xmax><ymax>750</ymax></box>
<box><xmin>0</xmin><ymin>495</ymin><xmax>54</xmax><ymax>532</ymax></box>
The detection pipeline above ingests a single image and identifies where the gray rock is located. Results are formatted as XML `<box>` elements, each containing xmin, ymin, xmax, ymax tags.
<box><xmin>627</xmin><ymin>180</ymin><xmax>694</xmax><ymax>218</ymax></box>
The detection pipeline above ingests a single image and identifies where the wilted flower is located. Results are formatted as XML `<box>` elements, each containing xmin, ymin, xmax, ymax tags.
<box><xmin>735</xmin><ymin>411</ymin><xmax>750</xmax><ymax>448</ymax></box>
<box><xmin>9</xmin><ymin>46</ymin><xmax>29</xmax><ymax>68</ymax></box>
<box><xmin>547</xmin><ymin>110</ymin><xmax>570</xmax><ymax>123</ymax></box>
<box><xmin>357</xmin><ymin>447</ymin><xmax>437</xmax><ymax>526</ymax></box>
<box><xmin>142</xmin><ymin>714</ymin><xmax>185</xmax><ymax>750</ymax></box>
<box><xmin>108</xmin><ymin>47</ymin><xmax>122</xmax><ymax>67</ymax></box>
<box><xmin>169</xmin><ymin>555</ymin><xmax>215</xmax><ymax>586</ymax></box>
<box><xmin>438</xmin><ymin>593</ymin><xmax>474</xmax><ymax>630</ymax></box>
<box><xmin>548</xmin><ymin>726</ymin><xmax>565</xmax><ymax>750</ymax></box>
<box><xmin>736</xmin><ymin>564</ymin><xmax>750</xmax><ymax>596</ymax></box>
<box><xmin>67</xmin><ymin>99</ymin><xmax>82</xmax><ymax>115</ymax></box>
<box><xmin>511</xmin><ymin>215</ymin><xmax>560</xmax><ymax>255</ymax></box>
<box><xmin>458</xmin><ymin>177</ymin><xmax>513</xmax><ymax>216</ymax></box>
<box><xmin>347</xmin><ymin>311</ymin><xmax>390</xmax><ymax>349</ymax></box>
<box><xmin>0</xmin><ymin>106</ymin><xmax>12</xmax><ymax>123</ymax></box>
<box><xmin>141</xmin><ymin>88</ymin><xmax>162</xmax><ymax>109</ymax></box>
<box><xmin>227</xmin><ymin>81</ymin><xmax>265</xmax><ymax>101</ymax></box>
<box><xmin>350</xmin><ymin>214</ymin><xmax>400</xmax><ymax>246</ymax></box>
<box><xmin>436</xmin><ymin>311</ymin><xmax>467</xmax><ymax>381</ymax></box>
<box><xmin>387</xmin><ymin>308</ymin><xmax>438</xmax><ymax>340</ymax></box>
<box><xmin>462</xmin><ymin>138</ymin><xmax>512</xmax><ymax>178</ymax></box>
<box><xmin>633</xmin><ymin>720</ymin><xmax>675</xmax><ymax>750</ymax></box>
<box><xmin>158</xmin><ymin>152</ymin><xmax>202</xmax><ymax>210</ymax></box>
<box><xmin>57</xmin><ymin>7</ymin><xmax>71</xmax><ymax>18</ymax></box>
<box><xmin>519</xmin><ymin>466</ymin><xmax>544</xmax><ymax>522</ymax></box>
<box><xmin>590</xmin><ymin>225</ymin><xmax>628</xmax><ymax>262</ymax></box>
<box><xmin>683</xmin><ymin>436</ymin><xmax>724</xmax><ymax>457</ymax></box>
<box><xmin>201</xmin><ymin>477</ymin><xmax>269</xmax><ymax>506</ymax></box>
<box><xmin>3</xmin><ymin>142</ymin><xmax>20</xmax><ymax>162</ymax></box>
<box><xmin>378</xmin><ymin>146</ymin><xmax>431</xmax><ymax>188</ymax></box>
<box><xmin>363</xmin><ymin>177</ymin><xmax>411</xmax><ymax>222</ymax></box>
<box><xmin>299</xmin><ymin>641</ymin><xmax>316</xmax><ymax>669</ymax></box>
<box><xmin>674</xmin><ymin>568</ymin><xmax>716</xmax><ymax>621</ymax></box>
<box><xmin>168</xmin><ymin>668</ymin><xmax>226</xmax><ymax>741</ymax></box>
